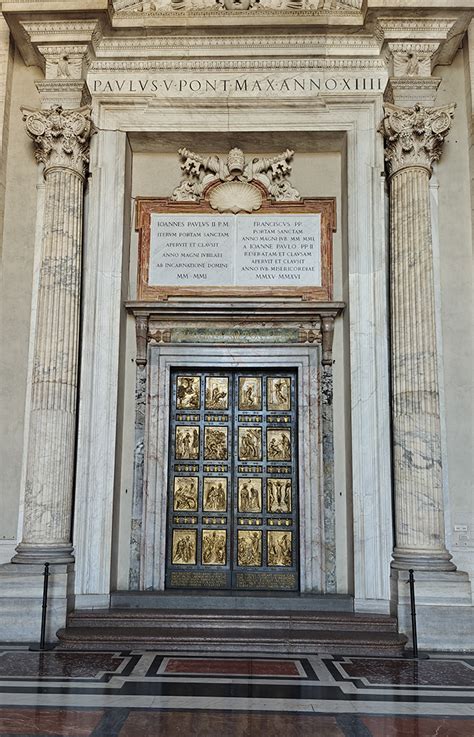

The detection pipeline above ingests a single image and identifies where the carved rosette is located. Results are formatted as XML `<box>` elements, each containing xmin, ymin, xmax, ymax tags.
<box><xmin>379</xmin><ymin>102</ymin><xmax>455</xmax><ymax>177</ymax></box>
<box><xmin>22</xmin><ymin>105</ymin><xmax>93</xmax><ymax>179</ymax></box>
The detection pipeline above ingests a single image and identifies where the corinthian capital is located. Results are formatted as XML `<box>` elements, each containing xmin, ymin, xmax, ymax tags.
<box><xmin>22</xmin><ymin>105</ymin><xmax>93</xmax><ymax>178</ymax></box>
<box><xmin>379</xmin><ymin>102</ymin><xmax>455</xmax><ymax>177</ymax></box>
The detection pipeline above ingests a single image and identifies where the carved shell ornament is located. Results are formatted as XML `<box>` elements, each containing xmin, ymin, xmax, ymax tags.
<box><xmin>172</xmin><ymin>147</ymin><xmax>300</xmax><ymax>210</ymax></box>
<box><xmin>209</xmin><ymin>182</ymin><xmax>263</xmax><ymax>213</ymax></box>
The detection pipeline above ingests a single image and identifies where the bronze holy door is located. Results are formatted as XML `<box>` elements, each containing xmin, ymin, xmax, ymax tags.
<box><xmin>165</xmin><ymin>369</ymin><xmax>299</xmax><ymax>591</ymax></box>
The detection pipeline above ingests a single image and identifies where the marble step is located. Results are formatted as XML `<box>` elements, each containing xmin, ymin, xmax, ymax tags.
<box><xmin>111</xmin><ymin>591</ymin><xmax>354</xmax><ymax>611</ymax></box>
<box><xmin>66</xmin><ymin>608</ymin><xmax>399</xmax><ymax>633</ymax></box>
<box><xmin>57</xmin><ymin>623</ymin><xmax>407</xmax><ymax>656</ymax></box>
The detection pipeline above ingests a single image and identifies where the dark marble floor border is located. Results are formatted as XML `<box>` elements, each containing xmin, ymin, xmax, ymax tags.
<box><xmin>0</xmin><ymin>707</ymin><xmax>473</xmax><ymax>737</ymax></box>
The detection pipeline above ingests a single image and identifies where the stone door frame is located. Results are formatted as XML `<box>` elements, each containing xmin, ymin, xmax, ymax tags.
<box><xmin>73</xmin><ymin>97</ymin><xmax>393</xmax><ymax>614</ymax></box>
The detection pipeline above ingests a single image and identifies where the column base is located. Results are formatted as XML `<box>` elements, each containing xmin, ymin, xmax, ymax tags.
<box><xmin>391</xmin><ymin>568</ymin><xmax>473</xmax><ymax>650</ymax></box>
<box><xmin>12</xmin><ymin>542</ymin><xmax>74</xmax><ymax>565</ymax></box>
<box><xmin>0</xmin><ymin>562</ymin><xmax>73</xmax><ymax>643</ymax></box>
<box><xmin>391</xmin><ymin>546</ymin><xmax>456</xmax><ymax>572</ymax></box>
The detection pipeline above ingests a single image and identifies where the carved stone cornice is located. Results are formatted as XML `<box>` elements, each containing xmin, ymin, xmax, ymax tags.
<box><xmin>379</xmin><ymin>102</ymin><xmax>455</xmax><ymax>178</ymax></box>
<box><xmin>22</xmin><ymin>105</ymin><xmax>93</xmax><ymax>179</ymax></box>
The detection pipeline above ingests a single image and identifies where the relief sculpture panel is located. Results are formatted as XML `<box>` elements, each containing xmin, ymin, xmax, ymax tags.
<box><xmin>267</xmin><ymin>478</ymin><xmax>292</xmax><ymax>513</ymax></box>
<box><xmin>239</xmin><ymin>377</ymin><xmax>262</xmax><ymax>410</ymax></box>
<box><xmin>267</xmin><ymin>377</ymin><xmax>291</xmax><ymax>410</ymax></box>
<box><xmin>238</xmin><ymin>478</ymin><xmax>262</xmax><ymax>513</ymax></box>
<box><xmin>205</xmin><ymin>377</ymin><xmax>229</xmax><ymax>410</ymax></box>
<box><xmin>175</xmin><ymin>426</ymin><xmax>200</xmax><ymax>459</ymax></box>
<box><xmin>176</xmin><ymin>376</ymin><xmax>200</xmax><ymax>409</ymax></box>
<box><xmin>267</xmin><ymin>531</ymin><xmax>292</xmax><ymax>567</ymax></box>
<box><xmin>267</xmin><ymin>429</ymin><xmax>291</xmax><ymax>461</ymax></box>
<box><xmin>238</xmin><ymin>427</ymin><xmax>262</xmax><ymax>461</ymax></box>
<box><xmin>237</xmin><ymin>530</ymin><xmax>262</xmax><ymax>567</ymax></box>
<box><xmin>203</xmin><ymin>478</ymin><xmax>227</xmax><ymax>511</ymax></box>
<box><xmin>202</xmin><ymin>530</ymin><xmax>227</xmax><ymax>565</ymax></box>
<box><xmin>173</xmin><ymin>477</ymin><xmax>199</xmax><ymax>511</ymax></box>
<box><xmin>172</xmin><ymin>530</ymin><xmax>197</xmax><ymax>564</ymax></box>
<box><xmin>204</xmin><ymin>426</ymin><xmax>228</xmax><ymax>460</ymax></box>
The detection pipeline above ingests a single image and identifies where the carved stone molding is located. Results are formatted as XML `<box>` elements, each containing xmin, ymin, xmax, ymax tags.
<box><xmin>113</xmin><ymin>0</ymin><xmax>362</xmax><ymax>14</ymax></box>
<box><xmin>379</xmin><ymin>102</ymin><xmax>455</xmax><ymax>178</ymax></box>
<box><xmin>22</xmin><ymin>105</ymin><xmax>93</xmax><ymax>178</ymax></box>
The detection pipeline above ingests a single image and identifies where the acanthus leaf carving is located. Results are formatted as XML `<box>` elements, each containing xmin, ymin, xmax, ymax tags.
<box><xmin>172</xmin><ymin>147</ymin><xmax>300</xmax><ymax>208</ymax></box>
<box><xmin>379</xmin><ymin>102</ymin><xmax>455</xmax><ymax>177</ymax></box>
<box><xmin>22</xmin><ymin>105</ymin><xmax>94</xmax><ymax>179</ymax></box>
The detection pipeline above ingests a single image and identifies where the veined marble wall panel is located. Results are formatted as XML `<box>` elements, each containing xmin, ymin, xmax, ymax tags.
<box><xmin>0</xmin><ymin>48</ymin><xmax>41</xmax><ymax>543</ymax></box>
<box><xmin>0</xmin><ymin>14</ymin><xmax>12</xmax><ymax>263</ymax></box>
<box><xmin>435</xmin><ymin>49</ymin><xmax>474</xmax><ymax>582</ymax></box>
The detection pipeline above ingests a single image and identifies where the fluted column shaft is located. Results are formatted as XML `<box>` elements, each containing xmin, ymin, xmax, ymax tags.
<box><xmin>380</xmin><ymin>102</ymin><xmax>456</xmax><ymax>571</ymax></box>
<box><xmin>13</xmin><ymin>106</ymin><xmax>92</xmax><ymax>564</ymax></box>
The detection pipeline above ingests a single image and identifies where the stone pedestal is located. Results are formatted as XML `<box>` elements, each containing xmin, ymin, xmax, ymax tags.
<box><xmin>12</xmin><ymin>106</ymin><xmax>92</xmax><ymax>565</ymax></box>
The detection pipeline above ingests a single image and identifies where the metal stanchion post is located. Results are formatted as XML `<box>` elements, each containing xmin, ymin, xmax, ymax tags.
<box><xmin>29</xmin><ymin>562</ymin><xmax>56</xmax><ymax>651</ymax></box>
<box><xmin>403</xmin><ymin>568</ymin><xmax>428</xmax><ymax>660</ymax></box>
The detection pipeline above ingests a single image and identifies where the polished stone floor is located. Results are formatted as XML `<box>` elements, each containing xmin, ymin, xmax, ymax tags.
<box><xmin>0</xmin><ymin>648</ymin><xmax>472</xmax><ymax>736</ymax></box>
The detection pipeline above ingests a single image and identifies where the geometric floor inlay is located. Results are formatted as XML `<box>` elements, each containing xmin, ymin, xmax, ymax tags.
<box><xmin>0</xmin><ymin>649</ymin><xmax>472</xmax><ymax>735</ymax></box>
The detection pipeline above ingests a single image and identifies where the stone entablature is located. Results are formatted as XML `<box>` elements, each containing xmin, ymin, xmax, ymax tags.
<box><xmin>6</xmin><ymin>7</ymin><xmax>472</xmax><ymax>107</ymax></box>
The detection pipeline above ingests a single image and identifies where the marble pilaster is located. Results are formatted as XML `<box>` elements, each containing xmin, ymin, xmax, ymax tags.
<box><xmin>380</xmin><ymin>102</ymin><xmax>456</xmax><ymax>572</ymax></box>
<box><xmin>12</xmin><ymin>105</ymin><xmax>93</xmax><ymax>564</ymax></box>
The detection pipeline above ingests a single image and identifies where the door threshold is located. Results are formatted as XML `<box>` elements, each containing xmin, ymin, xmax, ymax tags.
<box><xmin>111</xmin><ymin>590</ymin><xmax>354</xmax><ymax>612</ymax></box>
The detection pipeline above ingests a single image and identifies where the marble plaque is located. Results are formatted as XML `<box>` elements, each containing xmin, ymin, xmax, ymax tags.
<box><xmin>148</xmin><ymin>213</ymin><xmax>321</xmax><ymax>289</ymax></box>
<box><xmin>149</xmin><ymin>215</ymin><xmax>234</xmax><ymax>287</ymax></box>
<box><xmin>235</xmin><ymin>214</ymin><xmax>321</xmax><ymax>287</ymax></box>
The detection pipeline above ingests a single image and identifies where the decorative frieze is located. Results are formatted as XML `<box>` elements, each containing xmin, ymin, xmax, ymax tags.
<box><xmin>113</xmin><ymin>0</ymin><xmax>362</xmax><ymax>13</ymax></box>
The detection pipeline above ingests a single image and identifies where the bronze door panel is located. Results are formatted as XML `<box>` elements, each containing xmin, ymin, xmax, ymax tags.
<box><xmin>166</xmin><ymin>369</ymin><xmax>299</xmax><ymax>591</ymax></box>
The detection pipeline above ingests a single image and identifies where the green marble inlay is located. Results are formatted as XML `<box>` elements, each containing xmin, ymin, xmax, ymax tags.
<box><xmin>171</xmin><ymin>328</ymin><xmax>299</xmax><ymax>344</ymax></box>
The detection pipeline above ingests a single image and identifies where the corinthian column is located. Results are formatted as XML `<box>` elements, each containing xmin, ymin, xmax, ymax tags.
<box><xmin>13</xmin><ymin>106</ymin><xmax>93</xmax><ymax>564</ymax></box>
<box><xmin>380</xmin><ymin>102</ymin><xmax>456</xmax><ymax>572</ymax></box>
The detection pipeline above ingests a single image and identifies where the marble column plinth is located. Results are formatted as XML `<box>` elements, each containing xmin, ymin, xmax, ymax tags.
<box><xmin>13</xmin><ymin>106</ymin><xmax>92</xmax><ymax>565</ymax></box>
<box><xmin>380</xmin><ymin>103</ymin><xmax>456</xmax><ymax>573</ymax></box>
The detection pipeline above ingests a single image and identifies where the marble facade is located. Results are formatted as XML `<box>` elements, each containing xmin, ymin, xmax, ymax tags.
<box><xmin>0</xmin><ymin>1</ymin><xmax>472</xmax><ymax>650</ymax></box>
